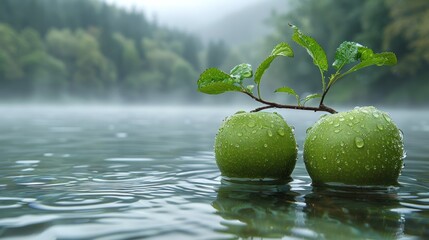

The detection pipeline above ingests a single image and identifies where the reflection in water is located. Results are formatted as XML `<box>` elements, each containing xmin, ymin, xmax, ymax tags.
<box><xmin>213</xmin><ymin>180</ymin><xmax>412</xmax><ymax>239</ymax></box>
<box><xmin>213</xmin><ymin>179</ymin><xmax>300</xmax><ymax>239</ymax></box>
<box><xmin>304</xmin><ymin>186</ymin><xmax>403</xmax><ymax>239</ymax></box>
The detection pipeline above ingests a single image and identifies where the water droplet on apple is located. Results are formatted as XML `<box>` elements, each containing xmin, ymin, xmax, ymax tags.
<box><xmin>372</xmin><ymin>112</ymin><xmax>380</xmax><ymax>118</ymax></box>
<box><xmin>267</xmin><ymin>130</ymin><xmax>273</xmax><ymax>137</ymax></box>
<box><xmin>355</xmin><ymin>137</ymin><xmax>364</xmax><ymax>148</ymax></box>
<box><xmin>339</xmin><ymin>117</ymin><xmax>345</xmax><ymax>121</ymax></box>
<box><xmin>377</xmin><ymin>124</ymin><xmax>384</xmax><ymax>130</ymax></box>
<box><xmin>247</xmin><ymin>121</ymin><xmax>256</xmax><ymax>128</ymax></box>
<box><xmin>399</xmin><ymin>129</ymin><xmax>404</xmax><ymax>141</ymax></box>
<box><xmin>383</xmin><ymin>114</ymin><xmax>392</xmax><ymax>123</ymax></box>
<box><xmin>277</xmin><ymin>128</ymin><xmax>285</xmax><ymax>136</ymax></box>
<box><xmin>402</xmin><ymin>150</ymin><xmax>407</xmax><ymax>159</ymax></box>
<box><xmin>264</xmin><ymin>143</ymin><xmax>268</xmax><ymax>148</ymax></box>
<box><xmin>237</xmin><ymin>133</ymin><xmax>243</xmax><ymax>137</ymax></box>
<box><xmin>334</xmin><ymin>129</ymin><xmax>341</xmax><ymax>133</ymax></box>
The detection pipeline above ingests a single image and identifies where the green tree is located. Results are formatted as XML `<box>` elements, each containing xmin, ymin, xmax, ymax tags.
<box><xmin>46</xmin><ymin>29</ymin><xmax>116</xmax><ymax>98</ymax></box>
<box><xmin>20</xmin><ymin>51</ymin><xmax>67</xmax><ymax>99</ymax></box>
<box><xmin>0</xmin><ymin>24</ymin><xmax>23</xmax><ymax>96</ymax></box>
<box><xmin>0</xmin><ymin>0</ymin><xmax>204</xmax><ymax>102</ymax></box>
<box><xmin>384</xmin><ymin>0</ymin><xmax>429</xmax><ymax>75</ymax></box>
<box><xmin>17</xmin><ymin>28</ymin><xmax>67</xmax><ymax>98</ymax></box>
<box><xmin>206</xmin><ymin>40</ymin><xmax>229</xmax><ymax>68</ymax></box>
<box><xmin>112</xmin><ymin>33</ymin><xmax>142</xmax><ymax>80</ymax></box>
<box><xmin>72</xmin><ymin>30</ymin><xmax>116</xmax><ymax>98</ymax></box>
<box><xmin>169</xmin><ymin>59</ymin><xmax>198</xmax><ymax>96</ymax></box>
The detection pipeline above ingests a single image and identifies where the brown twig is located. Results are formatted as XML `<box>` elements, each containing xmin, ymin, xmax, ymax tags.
<box><xmin>242</xmin><ymin>91</ymin><xmax>337</xmax><ymax>114</ymax></box>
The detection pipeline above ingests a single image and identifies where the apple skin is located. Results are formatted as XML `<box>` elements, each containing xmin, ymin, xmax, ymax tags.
<box><xmin>304</xmin><ymin>106</ymin><xmax>405</xmax><ymax>186</ymax></box>
<box><xmin>215</xmin><ymin>111</ymin><xmax>297</xmax><ymax>181</ymax></box>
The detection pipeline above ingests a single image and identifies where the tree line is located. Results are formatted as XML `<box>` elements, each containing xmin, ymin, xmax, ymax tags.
<box><xmin>0</xmin><ymin>0</ymin><xmax>427</xmax><ymax>105</ymax></box>
<box><xmin>0</xmin><ymin>0</ymin><xmax>209</xmax><ymax>102</ymax></box>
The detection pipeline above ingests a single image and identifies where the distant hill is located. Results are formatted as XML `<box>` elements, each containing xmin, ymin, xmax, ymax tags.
<box><xmin>197</xmin><ymin>0</ymin><xmax>290</xmax><ymax>46</ymax></box>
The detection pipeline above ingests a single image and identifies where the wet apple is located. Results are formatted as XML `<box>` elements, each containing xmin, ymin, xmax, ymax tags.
<box><xmin>304</xmin><ymin>106</ymin><xmax>405</xmax><ymax>186</ymax></box>
<box><xmin>215</xmin><ymin>111</ymin><xmax>297</xmax><ymax>181</ymax></box>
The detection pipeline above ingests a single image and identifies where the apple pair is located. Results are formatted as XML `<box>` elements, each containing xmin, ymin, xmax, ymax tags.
<box><xmin>215</xmin><ymin>106</ymin><xmax>404</xmax><ymax>186</ymax></box>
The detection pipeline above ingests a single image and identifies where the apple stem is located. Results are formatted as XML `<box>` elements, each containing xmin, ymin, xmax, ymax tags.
<box><xmin>243</xmin><ymin>91</ymin><xmax>337</xmax><ymax>114</ymax></box>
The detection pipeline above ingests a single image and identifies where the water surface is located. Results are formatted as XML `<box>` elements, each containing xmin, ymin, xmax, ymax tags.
<box><xmin>0</xmin><ymin>105</ymin><xmax>428</xmax><ymax>239</ymax></box>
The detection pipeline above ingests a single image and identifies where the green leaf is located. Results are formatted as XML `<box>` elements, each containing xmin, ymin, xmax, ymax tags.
<box><xmin>332</xmin><ymin>41</ymin><xmax>362</xmax><ymax>70</ymax></box>
<box><xmin>275</xmin><ymin>86</ymin><xmax>298</xmax><ymax>96</ymax></box>
<box><xmin>358</xmin><ymin>47</ymin><xmax>374</xmax><ymax>61</ymax></box>
<box><xmin>290</xmin><ymin>24</ymin><xmax>328</xmax><ymax>71</ymax></box>
<box><xmin>230</xmin><ymin>63</ymin><xmax>253</xmax><ymax>82</ymax></box>
<box><xmin>275</xmin><ymin>86</ymin><xmax>300</xmax><ymax>104</ymax></box>
<box><xmin>344</xmin><ymin>52</ymin><xmax>397</xmax><ymax>75</ymax></box>
<box><xmin>254</xmin><ymin>42</ymin><xmax>294</xmax><ymax>85</ymax></box>
<box><xmin>197</xmin><ymin>68</ymin><xmax>242</xmax><ymax>94</ymax></box>
<box><xmin>271</xmin><ymin>42</ymin><xmax>294</xmax><ymax>57</ymax></box>
<box><xmin>301</xmin><ymin>93</ymin><xmax>322</xmax><ymax>105</ymax></box>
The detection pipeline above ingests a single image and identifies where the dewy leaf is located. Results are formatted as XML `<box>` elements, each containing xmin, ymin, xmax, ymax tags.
<box><xmin>344</xmin><ymin>52</ymin><xmax>397</xmax><ymax>75</ymax></box>
<box><xmin>275</xmin><ymin>86</ymin><xmax>300</xmax><ymax>104</ymax></box>
<box><xmin>254</xmin><ymin>42</ymin><xmax>294</xmax><ymax>85</ymax></box>
<box><xmin>290</xmin><ymin>24</ymin><xmax>328</xmax><ymax>72</ymax></box>
<box><xmin>271</xmin><ymin>42</ymin><xmax>294</xmax><ymax>57</ymax></box>
<box><xmin>301</xmin><ymin>93</ymin><xmax>322</xmax><ymax>105</ymax></box>
<box><xmin>332</xmin><ymin>41</ymin><xmax>363</xmax><ymax>70</ymax></box>
<box><xmin>358</xmin><ymin>47</ymin><xmax>374</xmax><ymax>61</ymax></box>
<box><xmin>230</xmin><ymin>63</ymin><xmax>253</xmax><ymax>82</ymax></box>
<box><xmin>197</xmin><ymin>68</ymin><xmax>242</xmax><ymax>94</ymax></box>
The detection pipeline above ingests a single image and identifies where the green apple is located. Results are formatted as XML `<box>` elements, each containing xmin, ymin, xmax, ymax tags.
<box><xmin>214</xmin><ymin>111</ymin><xmax>297</xmax><ymax>181</ymax></box>
<box><xmin>304</xmin><ymin>106</ymin><xmax>404</xmax><ymax>186</ymax></box>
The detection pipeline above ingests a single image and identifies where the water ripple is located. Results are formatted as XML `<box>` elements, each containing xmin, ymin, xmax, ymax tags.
<box><xmin>104</xmin><ymin>157</ymin><xmax>154</xmax><ymax>162</ymax></box>
<box><xmin>0</xmin><ymin>107</ymin><xmax>428</xmax><ymax>239</ymax></box>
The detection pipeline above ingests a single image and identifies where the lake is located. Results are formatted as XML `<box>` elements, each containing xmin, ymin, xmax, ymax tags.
<box><xmin>0</xmin><ymin>105</ymin><xmax>428</xmax><ymax>239</ymax></box>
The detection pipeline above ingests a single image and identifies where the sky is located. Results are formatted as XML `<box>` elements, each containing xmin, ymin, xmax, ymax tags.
<box><xmin>101</xmin><ymin>0</ymin><xmax>263</xmax><ymax>32</ymax></box>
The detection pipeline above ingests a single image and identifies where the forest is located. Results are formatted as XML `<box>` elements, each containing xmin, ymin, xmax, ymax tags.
<box><xmin>0</xmin><ymin>0</ymin><xmax>204</xmax><ymax>102</ymax></box>
<box><xmin>0</xmin><ymin>0</ymin><xmax>428</xmax><ymax>105</ymax></box>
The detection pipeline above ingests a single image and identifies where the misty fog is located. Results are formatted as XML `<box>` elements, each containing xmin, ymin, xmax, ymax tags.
<box><xmin>0</xmin><ymin>0</ymin><xmax>427</xmax><ymax>107</ymax></box>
